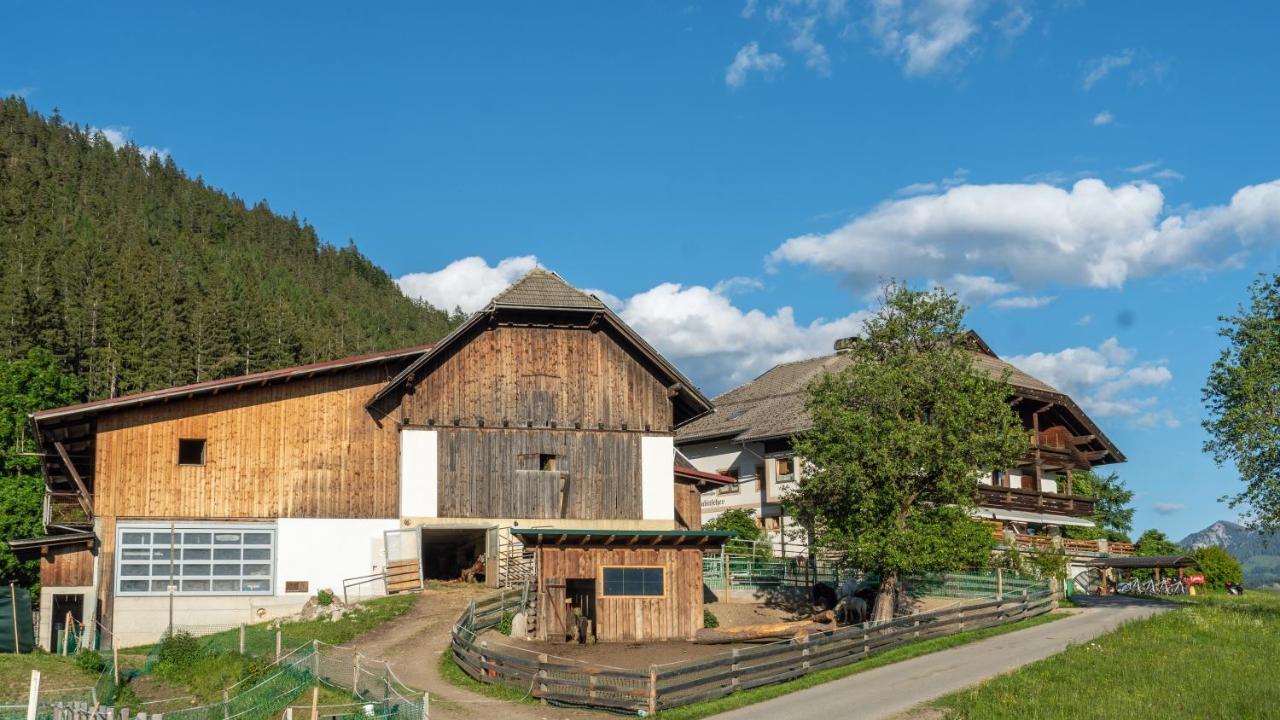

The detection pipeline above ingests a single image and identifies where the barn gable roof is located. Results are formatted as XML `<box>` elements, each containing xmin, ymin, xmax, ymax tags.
<box><xmin>367</xmin><ymin>269</ymin><xmax>713</xmax><ymax>425</ymax></box>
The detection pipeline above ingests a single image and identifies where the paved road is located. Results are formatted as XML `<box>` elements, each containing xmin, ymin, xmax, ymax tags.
<box><xmin>711</xmin><ymin>599</ymin><xmax>1170</xmax><ymax>720</ymax></box>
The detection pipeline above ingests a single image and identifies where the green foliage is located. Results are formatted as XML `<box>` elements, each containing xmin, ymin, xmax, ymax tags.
<box><xmin>1192</xmin><ymin>545</ymin><xmax>1243</xmax><ymax>590</ymax></box>
<box><xmin>74</xmin><ymin>649</ymin><xmax>106</xmax><ymax>674</ymax></box>
<box><xmin>495</xmin><ymin>611</ymin><xmax>514</xmax><ymax>636</ymax></box>
<box><xmin>0</xmin><ymin>97</ymin><xmax>460</xmax><ymax>403</ymax></box>
<box><xmin>154</xmin><ymin>631</ymin><xmax>202</xmax><ymax>670</ymax></box>
<box><xmin>787</xmin><ymin>283</ymin><xmax>1027</xmax><ymax>615</ymax></box>
<box><xmin>151</xmin><ymin>630</ymin><xmax>270</xmax><ymax>702</ymax></box>
<box><xmin>0</xmin><ymin>349</ymin><xmax>83</xmax><ymax>588</ymax></box>
<box><xmin>704</xmin><ymin>508</ymin><xmax>771</xmax><ymax>558</ymax></box>
<box><xmin>703</xmin><ymin>609</ymin><xmax>719</xmax><ymax>629</ymax></box>
<box><xmin>992</xmin><ymin>545</ymin><xmax>1068</xmax><ymax>581</ymax></box>
<box><xmin>1061</xmin><ymin>471</ymin><xmax>1134</xmax><ymax>543</ymax></box>
<box><xmin>1202</xmin><ymin>273</ymin><xmax>1280</xmax><ymax>534</ymax></box>
<box><xmin>1133</xmin><ymin>529</ymin><xmax>1183</xmax><ymax>580</ymax></box>
<box><xmin>315</xmin><ymin>589</ymin><xmax>334</xmax><ymax>607</ymax></box>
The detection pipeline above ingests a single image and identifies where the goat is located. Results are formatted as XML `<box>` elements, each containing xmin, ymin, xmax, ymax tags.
<box><xmin>833</xmin><ymin>579</ymin><xmax>869</xmax><ymax>625</ymax></box>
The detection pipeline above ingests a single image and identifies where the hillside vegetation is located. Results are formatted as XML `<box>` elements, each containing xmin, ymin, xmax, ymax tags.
<box><xmin>0</xmin><ymin>96</ymin><xmax>460</xmax><ymax>402</ymax></box>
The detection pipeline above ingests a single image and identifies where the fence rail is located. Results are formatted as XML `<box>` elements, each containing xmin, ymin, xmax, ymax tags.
<box><xmin>449</xmin><ymin>575</ymin><xmax>1054</xmax><ymax>714</ymax></box>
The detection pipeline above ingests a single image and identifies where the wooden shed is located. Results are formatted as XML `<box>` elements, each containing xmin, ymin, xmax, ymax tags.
<box><xmin>513</xmin><ymin>528</ymin><xmax>731</xmax><ymax>643</ymax></box>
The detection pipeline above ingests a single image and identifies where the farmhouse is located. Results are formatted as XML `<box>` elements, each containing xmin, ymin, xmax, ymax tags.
<box><xmin>16</xmin><ymin>269</ymin><xmax>731</xmax><ymax>648</ymax></box>
<box><xmin>676</xmin><ymin>332</ymin><xmax>1134</xmax><ymax>575</ymax></box>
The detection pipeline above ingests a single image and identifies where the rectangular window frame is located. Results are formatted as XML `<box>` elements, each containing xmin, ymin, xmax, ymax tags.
<box><xmin>775</xmin><ymin>457</ymin><xmax>796</xmax><ymax>484</ymax></box>
<box><xmin>599</xmin><ymin>565</ymin><xmax>667</xmax><ymax>599</ymax></box>
<box><xmin>177</xmin><ymin>438</ymin><xmax>207</xmax><ymax>467</ymax></box>
<box><xmin>716</xmin><ymin>468</ymin><xmax>741</xmax><ymax>495</ymax></box>
<box><xmin>115</xmin><ymin>523</ymin><xmax>275</xmax><ymax>597</ymax></box>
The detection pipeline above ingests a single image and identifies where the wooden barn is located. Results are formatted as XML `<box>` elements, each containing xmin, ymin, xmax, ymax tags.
<box><xmin>14</xmin><ymin>269</ymin><xmax>731</xmax><ymax>648</ymax></box>
<box><xmin>514</xmin><ymin>528</ymin><xmax>731</xmax><ymax>643</ymax></box>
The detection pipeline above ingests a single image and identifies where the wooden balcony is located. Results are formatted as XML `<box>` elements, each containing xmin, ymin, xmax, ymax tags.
<box><xmin>45</xmin><ymin>492</ymin><xmax>92</xmax><ymax>528</ymax></box>
<box><xmin>992</xmin><ymin>532</ymin><xmax>1136</xmax><ymax>557</ymax></box>
<box><xmin>976</xmin><ymin>484</ymin><xmax>1096</xmax><ymax>518</ymax></box>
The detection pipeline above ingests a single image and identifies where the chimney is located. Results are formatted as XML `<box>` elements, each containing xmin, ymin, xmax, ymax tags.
<box><xmin>834</xmin><ymin>337</ymin><xmax>859</xmax><ymax>354</ymax></box>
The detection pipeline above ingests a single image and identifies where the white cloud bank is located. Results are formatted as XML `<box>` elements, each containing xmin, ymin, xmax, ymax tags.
<box><xmin>1006</xmin><ymin>337</ymin><xmax>1177</xmax><ymax>429</ymax></box>
<box><xmin>770</xmin><ymin>178</ymin><xmax>1280</xmax><ymax>295</ymax></box>
<box><xmin>89</xmin><ymin>125</ymin><xmax>169</xmax><ymax>161</ymax></box>
<box><xmin>725</xmin><ymin>42</ymin><xmax>786</xmax><ymax>88</ymax></box>
<box><xmin>396</xmin><ymin>256</ymin><xmax>867</xmax><ymax>394</ymax></box>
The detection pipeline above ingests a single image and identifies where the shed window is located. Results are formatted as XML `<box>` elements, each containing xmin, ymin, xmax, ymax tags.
<box><xmin>116</xmin><ymin>524</ymin><xmax>275</xmax><ymax>596</ymax></box>
<box><xmin>602</xmin><ymin>567</ymin><xmax>664</xmax><ymax>597</ymax></box>
<box><xmin>776</xmin><ymin>457</ymin><xmax>795</xmax><ymax>483</ymax></box>
<box><xmin>178</xmin><ymin>439</ymin><xmax>206</xmax><ymax>466</ymax></box>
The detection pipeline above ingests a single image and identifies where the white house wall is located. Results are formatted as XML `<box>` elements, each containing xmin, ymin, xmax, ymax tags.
<box><xmin>399</xmin><ymin>428</ymin><xmax>438</xmax><ymax>517</ymax></box>
<box><xmin>275</xmin><ymin>518</ymin><xmax>400</xmax><ymax>599</ymax></box>
<box><xmin>640</xmin><ymin>435</ymin><xmax>675</xmax><ymax>521</ymax></box>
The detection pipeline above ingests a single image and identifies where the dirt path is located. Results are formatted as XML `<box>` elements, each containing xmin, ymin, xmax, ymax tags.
<box><xmin>346</xmin><ymin>583</ymin><xmax>600</xmax><ymax>720</ymax></box>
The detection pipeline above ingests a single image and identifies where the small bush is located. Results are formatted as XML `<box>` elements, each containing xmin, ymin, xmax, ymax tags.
<box><xmin>74</xmin><ymin>649</ymin><xmax>106</xmax><ymax>674</ymax></box>
<box><xmin>495</xmin><ymin>612</ymin><xmax>514</xmax><ymax>636</ymax></box>
<box><xmin>155</xmin><ymin>631</ymin><xmax>202</xmax><ymax>670</ymax></box>
<box><xmin>704</xmin><ymin>609</ymin><xmax>719</xmax><ymax>629</ymax></box>
<box><xmin>316</xmin><ymin>589</ymin><xmax>335</xmax><ymax>607</ymax></box>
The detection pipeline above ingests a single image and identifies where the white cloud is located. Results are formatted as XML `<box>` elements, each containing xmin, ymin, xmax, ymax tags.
<box><xmin>1153</xmin><ymin>502</ymin><xmax>1185</xmax><ymax>515</ymax></box>
<box><xmin>89</xmin><ymin>125</ymin><xmax>170</xmax><ymax>161</ymax></box>
<box><xmin>725</xmin><ymin>42</ymin><xmax>786</xmax><ymax>88</ymax></box>
<box><xmin>396</xmin><ymin>255</ymin><xmax>538</xmax><ymax>314</ymax></box>
<box><xmin>990</xmin><ymin>295</ymin><xmax>1054</xmax><ymax>310</ymax></box>
<box><xmin>1005</xmin><ymin>337</ymin><xmax>1177</xmax><ymax>429</ymax></box>
<box><xmin>769</xmin><ymin>177</ymin><xmax>1280</xmax><ymax>294</ymax></box>
<box><xmin>1082</xmin><ymin>50</ymin><xmax>1134</xmax><ymax>90</ymax></box>
<box><xmin>993</xmin><ymin>5</ymin><xmax>1031</xmax><ymax>39</ymax></box>
<box><xmin>789</xmin><ymin>15</ymin><xmax>832</xmax><ymax>76</ymax></box>
<box><xmin>1151</xmin><ymin>168</ymin><xmax>1185</xmax><ymax>182</ymax></box>
<box><xmin>870</xmin><ymin>0</ymin><xmax>983</xmax><ymax>76</ymax></box>
<box><xmin>1092</xmin><ymin>110</ymin><xmax>1115</xmax><ymax>126</ymax></box>
<box><xmin>1074</xmin><ymin>314</ymin><xmax>1093</xmax><ymax>326</ymax></box>
<box><xmin>942</xmin><ymin>273</ymin><xmax>1018</xmax><ymax>304</ymax></box>
<box><xmin>898</xmin><ymin>168</ymin><xmax>969</xmax><ymax>196</ymax></box>
<box><xmin>741</xmin><ymin>0</ymin><xmax>758</xmax><ymax>18</ymax></box>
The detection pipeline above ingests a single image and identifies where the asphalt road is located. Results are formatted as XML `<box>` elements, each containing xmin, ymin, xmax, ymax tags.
<box><xmin>710</xmin><ymin>598</ymin><xmax>1170</xmax><ymax>720</ymax></box>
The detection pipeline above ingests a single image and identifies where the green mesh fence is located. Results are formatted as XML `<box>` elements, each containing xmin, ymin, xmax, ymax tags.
<box><xmin>703</xmin><ymin>555</ymin><xmax>1050</xmax><ymax>598</ymax></box>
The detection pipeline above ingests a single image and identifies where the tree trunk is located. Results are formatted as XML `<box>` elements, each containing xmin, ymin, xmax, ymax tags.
<box><xmin>693</xmin><ymin>612</ymin><xmax>835</xmax><ymax>644</ymax></box>
<box><xmin>872</xmin><ymin>572</ymin><xmax>898</xmax><ymax>622</ymax></box>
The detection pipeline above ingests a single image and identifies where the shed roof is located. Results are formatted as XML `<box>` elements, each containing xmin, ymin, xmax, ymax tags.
<box><xmin>6</xmin><ymin>531</ymin><xmax>95</xmax><ymax>551</ymax></box>
<box><xmin>1085</xmin><ymin>555</ymin><xmax>1198</xmax><ymax>569</ymax></box>
<box><xmin>511</xmin><ymin>528</ymin><xmax>733</xmax><ymax>547</ymax></box>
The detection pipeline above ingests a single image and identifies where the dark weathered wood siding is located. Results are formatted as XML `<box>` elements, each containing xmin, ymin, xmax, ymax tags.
<box><xmin>40</xmin><ymin>544</ymin><xmax>94</xmax><ymax>587</ymax></box>
<box><xmin>93</xmin><ymin>365</ymin><xmax>401</xmax><ymax>520</ymax></box>
<box><xmin>673</xmin><ymin>481</ymin><xmax>702</xmax><ymax>530</ymax></box>
<box><xmin>401</xmin><ymin>326</ymin><xmax>674</xmax><ymax>432</ymax></box>
<box><xmin>536</xmin><ymin>545</ymin><xmax>704</xmax><ymax>642</ymax></box>
<box><xmin>436</xmin><ymin>428</ymin><xmax>641</xmax><ymax>519</ymax></box>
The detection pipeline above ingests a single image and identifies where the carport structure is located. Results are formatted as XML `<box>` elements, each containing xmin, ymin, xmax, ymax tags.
<box><xmin>1085</xmin><ymin>555</ymin><xmax>1198</xmax><ymax>593</ymax></box>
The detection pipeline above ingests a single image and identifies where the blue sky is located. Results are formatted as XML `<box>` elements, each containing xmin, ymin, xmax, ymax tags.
<box><xmin>5</xmin><ymin>1</ymin><xmax>1280</xmax><ymax>540</ymax></box>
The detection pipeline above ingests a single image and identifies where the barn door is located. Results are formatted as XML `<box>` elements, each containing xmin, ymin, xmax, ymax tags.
<box><xmin>383</xmin><ymin>528</ymin><xmax>423</xmax><ymax>594</ymax></box>
<box><xmin>543</xmin><ymin>577</ymin><xmax>567</xmax><ymax>643</ymax></box>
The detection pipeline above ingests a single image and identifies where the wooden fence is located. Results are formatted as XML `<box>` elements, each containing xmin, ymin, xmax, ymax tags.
<box><xmin>450</xmin><ymin>583</ymin><xmax>1056</xmax><ymax>714</ymax></box>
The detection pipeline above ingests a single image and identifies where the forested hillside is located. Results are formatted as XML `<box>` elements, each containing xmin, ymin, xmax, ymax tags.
<box><xmin>0</xmin><ymin>96</ymin><xmax>460</xmax><ymax>401</ymax></box>
<box><xmin>0</xmin><ymin>97</ymin><xmax>461</xmax><ymax>589</ymax></box>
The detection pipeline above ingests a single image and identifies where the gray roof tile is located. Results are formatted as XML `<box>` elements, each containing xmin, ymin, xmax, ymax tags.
<box><xmin>492</xmin><ymin>268</ymin><xmax>606</xmax><ymax>310</ymax></box>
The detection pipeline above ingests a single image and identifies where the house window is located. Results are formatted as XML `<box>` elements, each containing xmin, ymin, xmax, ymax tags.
<box><xmin>601</xmin><ymin>566</ymin><xmax>665</xmax><ymax>597</ymax></box>
<box><xmin>116</xmin><ymin>524</ymin><xmax>275</xmax><ymax>595</ymax></box>
<box><xmin>178</xmin><ymin>439</ymin><xmax>206</xmax><ymax>466</ymax></box>
<box><xmin>775</xmin><ymin>457</ymin><xmax>795</xmax><ymax>484</ymax></box>
<box><xmin>716</xmin><ymin>468</ymin><xmax>740</xmax><ymax>494</ymax></box>
<box><xmin>539</xmin><ymin>454</ymin><xmax>558</xmax><ymax>471</ymax></box>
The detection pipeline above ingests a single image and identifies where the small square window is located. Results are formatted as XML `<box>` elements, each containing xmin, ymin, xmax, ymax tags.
<box><xmin>539</xmin><ymin>454</ymin><xmax>558</xmax><ymax>471</ymax></box>
<box><xmin>178</xmin><ymin>439</ymin><xmax>206</xmax><ymax>466</ymax></box>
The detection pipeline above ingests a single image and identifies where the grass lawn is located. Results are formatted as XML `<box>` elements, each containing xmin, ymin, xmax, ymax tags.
<box><xmin>437</xmin><ymin>609</ymin><xmax>1066</xmax><ymax>718</ymax></box>
<box><xmin>0</xmin><ymin>654</ymin><xmax>97</xmax><ymax>702</ymax></box>
<box><xmin>931</xmin><ymin>590</ymin><xmax>1280</xmax><ymax>719</ymax></box>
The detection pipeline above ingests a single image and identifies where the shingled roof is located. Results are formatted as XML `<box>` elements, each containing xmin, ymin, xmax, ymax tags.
<box><xmin>677</xmin><ymin>336</ymin><xmax>1119</xmax><ymax>464</ymax></box>
<box><xmin>492</xmin><ymin>268</ymin><xmax>607</xmax><ymax>310</ymax></box>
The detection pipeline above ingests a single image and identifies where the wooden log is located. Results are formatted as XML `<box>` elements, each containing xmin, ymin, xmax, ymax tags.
<box><xmin>693</xmin><ymin>613</ymin><xmax>835</xmax><ymax>645</ymax></box>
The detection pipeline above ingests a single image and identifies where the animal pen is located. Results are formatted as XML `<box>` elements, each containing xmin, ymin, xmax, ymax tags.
<box><xmin>449</xmin><ymin>572</ymin><xmax>1056</xmax><ymax>714</ymax></box>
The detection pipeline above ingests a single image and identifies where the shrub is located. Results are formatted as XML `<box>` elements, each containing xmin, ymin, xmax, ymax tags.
<box><xmin>705</xmin><ymin>508</ymin><xmax>772</xmax><ymax>558</ymax></box>
<box><xmin>75</xmin><ymin>649</ymin><xmax>106</xmax><ymax>674</ymax></box>
<box><xmin>703</xmin><ymin>609</ymin><xmax>719</xmax><ymax>629</ymax></box>
<box><xmin>316</xmin><ymin>589</ymin><xmax>335</xmax><ymax>607</ymax></box>
<box><xmin>1192</xmin><ymin>545</ymin><xmax>1243</xmax><ymax>590</ymax></box>
<box><xmin>495</xmin><ymin>611</ymin><xmax>514</xmax><ymax>636</ymax></box>
<box><xmin>154</xmin><ymin>631</ymin><xmax>202</xmax><ymax>671</ymax></box>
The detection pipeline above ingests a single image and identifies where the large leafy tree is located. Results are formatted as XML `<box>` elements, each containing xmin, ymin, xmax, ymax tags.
<box><xmin>0</xmin><ymin>349</ymin><xmax>83</xmax><ymax>588</ymax></box>
<box><xmin>1202</xmin><ymin>273</ymin><xmax>1280</xmax><ymax>533</ymax></box>
<box><xmin>787</xmin><ymin>283</ymin><xmax>1028</xmax><ymax>621</ymax></box>
<box><xmin>1191</xmin><ymin>546</ymin><xmax>1243</xmax><ymax>590</ymax></box>
<box><xmin>1063</xmin><ymin>470</ymin><xmax>1135</xmax><ymax>543</ymax></box>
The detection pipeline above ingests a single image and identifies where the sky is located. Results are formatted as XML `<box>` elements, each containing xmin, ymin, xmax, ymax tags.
<box><xmin>4</xmin><ymin>1</ymin><xmax>1280</xmax><ymax>541</ymax></box>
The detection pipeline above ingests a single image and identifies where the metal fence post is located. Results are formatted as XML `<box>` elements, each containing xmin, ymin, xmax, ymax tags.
<box><xmin>26</xmin><ymin>670</ymin><xmax>40</xmax><ymax>720</ymax></box>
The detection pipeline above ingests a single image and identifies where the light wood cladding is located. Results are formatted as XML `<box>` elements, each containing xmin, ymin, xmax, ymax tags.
<box><xmin>93</xmin><ymin>365</ymin><xmax>400</xmax><ymax>520</ymax></box>
<box><xmin>535</xmin><ymin>546</ymin><xmax>704</xmax><ymax>642</ymax></box>
<box><xmin>437</xmin><ymin>428</ymin><xmax>641</xmax><ymax>519</ymax></box>
<box><xmin>673</xmin><ymin>481</ymin><xmax>702</xmax><ymax>530</ymax></box>
<box><xmin>401</xmin><ymin>326</ymin><xmax>674</xmax><ymax>431</ymax></box>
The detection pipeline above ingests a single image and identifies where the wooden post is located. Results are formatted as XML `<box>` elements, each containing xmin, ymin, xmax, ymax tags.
<box><xmin>275</xmin><ymin>630</ymin><xmax>282</xmax><ymax>662</ymax></box>
<box><xmin>312</xmin><ymin>639</ymin><xmax>320</xmax><ymax>677</ymax></box>
<box><xmin>11</xmin><ymin>582</ymin><xmax>21</xmax><ymax>654</ymax></box>
<box><xmin>353</xmin><ymin>653</ymin><xmax>361</xmax><ymax>696</ymax></box>
<box><xmin>64</xmin><ymin>612</ymin><xmax>73</xmax><ymax>656</ymax></box>
<box><xmin>222</xmin><ymin>690</ymin><xmax>229</xmax><ymax>720</ymax></box>
<box><xmin>648</xmin><ymin>665</ymin><xmax>657</xmax><ymax>716</ymax></box>
<box><xmin>422</xmin><ymin>692</ymin><xmax>429</xmax><ymax>720</ymax></box>
<box><xmin>285</xmin><ymin>708</ymin><xmax>293</xmax><ymax>720</ymax></box>
<box><xmin>309</xmin><ymin>687</ymin><xmax>318</xmax><ymax>720</ymax></box>
<box><xmin>26</xmin><ymin>670</ymin><xmax>40</xmax><ymax>720</ymax></box>
<box><xmin>113</xmin><ymin>646</ymin><xmax>120</xmax><ymax>686</ymax></box>
<box><xmin>537</xmin><ymin>653</ymin><xmax>549</xmax><ymax>704</ymax></box>
<box><xmin>996</xmin><ymin>568</ymin><xmax>1004</xmax><ymax>600</ymax></box>
<box><xmin>120</xmin><ymin>708</ymin><xmax>130</xmax><ymax>720</ymax></box>
<box><xmin>238</xmin><ymin>624</ymin><xmax>245</xmax><ymax>654</ymax></box>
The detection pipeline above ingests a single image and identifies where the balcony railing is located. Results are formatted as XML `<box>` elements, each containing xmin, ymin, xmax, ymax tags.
<box><xmin>976</xmin><ymin>484</ymin><xmax>1096</xmax><ymax>518</ymax></box>
<box><xmin>45</xmin><ymin>492</ymin><xmax>93</xmax><ymax>528</ymax></box>
<box><xmin>993</xmin><ymin>531</ymin><xmax>1135</xmax><ymax>557</ymax></box>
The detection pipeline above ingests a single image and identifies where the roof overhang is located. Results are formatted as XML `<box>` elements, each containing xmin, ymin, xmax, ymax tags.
<box><xmin>974</xmin><ymin>507</ymin><xmax>1097</xmax><ymax>528</ymax></box>
<box><xmin>511</xmin><ymin>528</ymin><xmax>733</xmax><ymax>548</ymax></box>
<box><xmin>1084</xmin><ymin>555</ymin><xmax>1196</xmax><ymax>569</ymax></box>
<box><xmin>6</xmin><ymin>531</ymin><xmax>95</xmax><ymax>552</ymax></box>
<box><xmin>674</xmin><ymin>464</ymin><xmax>735</xmax><ymax>488</ymax></box>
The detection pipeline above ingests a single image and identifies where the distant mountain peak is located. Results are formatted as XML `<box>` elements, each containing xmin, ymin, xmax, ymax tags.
<box><xmin>1180</xmin><ymin>520</ymin><xmax>1279</xmax><ymax>587</ymax></box>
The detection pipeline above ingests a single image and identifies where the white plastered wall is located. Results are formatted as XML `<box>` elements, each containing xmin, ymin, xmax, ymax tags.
<box><xmin>640</xmin><ymin>435</ymin><xmax>675</xmax><ymax>521</ymax></box>
<box><xmin>275</xmin><ymin>518</ymin><xmax>400</xmax><ymax>598</ymax></box>
<box><xmin>400</xmin><ymin>428</ymin><xmax>438</xmax><ymax>517</ymax></box>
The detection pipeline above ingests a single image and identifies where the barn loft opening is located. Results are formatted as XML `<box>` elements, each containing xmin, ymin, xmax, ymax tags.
<box><xmin>419</xmin><ymin>527</ymin><xmax>489</xmax><ymax>582</ymax></box>
<box><xmin>177</xmin><ymin>438</ymin><xmax>206</xmax><ymax>466</ymax></box>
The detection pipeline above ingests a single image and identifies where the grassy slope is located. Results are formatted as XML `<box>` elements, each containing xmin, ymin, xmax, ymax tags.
<box><xmin>0</xmin><ymin>654</ymin><xmax>97</xmax><ymax>701</ymax></box>
<box><xmin>933</xmin><ymin>591</ymin><xmax>1280</xmax><ymax>719</ymax></box>
<box><xmin>436</xmin><ymin>610</ymin><xmax>1065</xmax><ymax>718</ymax></box>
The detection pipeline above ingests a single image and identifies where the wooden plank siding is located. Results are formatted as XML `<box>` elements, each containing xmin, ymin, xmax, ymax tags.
<box><xmin>400</xmin><ymin>326</ymin><xmax>674</xmax><ymax>432</ymax></box>
<box><xmin>437</xmin><ymin>428</ymin><xmax>641</xmax><ymax>519</ymax></box>
<box><xmin>93</xmin><ymin>365</ymin><xmax>401</xmax><ymax>520</ymax></box>
<box><xmin>40</xmin><ymin>544</ymin><xmax>94</xmax><ymax>587</ymax></box>
<box><xmin>535</xmin><ymin>546</ymin><xmax>704</xmax><ymax>642</ymax></box>
<box><xmin>673</xmin><ymin>481</ymin><xmax>702</xmax><ymax>530</ymax></box>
